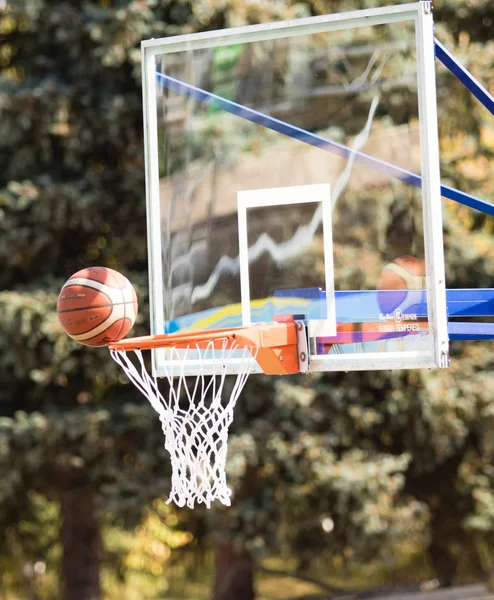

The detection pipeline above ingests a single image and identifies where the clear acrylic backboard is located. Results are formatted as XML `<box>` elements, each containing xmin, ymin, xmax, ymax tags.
<box><xmin>141</xmin><ymin>2</ymin><xmax>449</xmax><ymax>376</ymax></box>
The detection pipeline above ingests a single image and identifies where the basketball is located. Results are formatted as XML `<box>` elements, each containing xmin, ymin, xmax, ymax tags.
<box><xmin>377</xmin><ymin>255</ymin><xmax>426</xmax><ymax>314</ymax></box>
<box><xmin>57</xmin><ymin>267</ymin><xmax>138</xmax><ymax>347</ymax></box>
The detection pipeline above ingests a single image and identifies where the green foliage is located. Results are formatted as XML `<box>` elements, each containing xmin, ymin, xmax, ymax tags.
<box><xmin>102</xmin><ymin>499</ymin><xmax>194</xmax><ymax>599</ymax></box>
<box><xmin>0</xmin><ymin>493</ymin><xmax>60</xmax><ymax>599</ymax></box>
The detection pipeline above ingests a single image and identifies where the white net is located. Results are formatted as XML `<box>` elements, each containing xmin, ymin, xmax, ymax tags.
<box><xmin>110</xmin><ymin>340</ymin><xmax>258</xmax><ymax>508</ymax></box>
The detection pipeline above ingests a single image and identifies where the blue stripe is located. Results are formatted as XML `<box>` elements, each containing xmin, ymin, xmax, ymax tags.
<box><xmin>156</xmin><ymin>72</ymin><xmax>494</xmax><ymax>216</ymax></box>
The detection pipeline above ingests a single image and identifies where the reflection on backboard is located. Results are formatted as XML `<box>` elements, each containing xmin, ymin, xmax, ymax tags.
<box><xmin>142</xmin><ymin>3</ymin><xmax>449</xmax><ymax>375</ymax></box>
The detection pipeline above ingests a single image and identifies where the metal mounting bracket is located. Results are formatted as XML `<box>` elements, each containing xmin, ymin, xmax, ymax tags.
<box><xmin>421</xmin><ymin>1</ymin><xmax>432</xmax><ymax>14</ymax></box>
<box><xmin>295</xmin><ymin>320</ymin><xmax>310</xmax><ymax>373</ymax></box>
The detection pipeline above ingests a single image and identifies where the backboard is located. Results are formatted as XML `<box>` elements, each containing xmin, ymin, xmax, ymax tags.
<box><xmin>141</xmin><ymin>2</ymin><xmax>449</xmax><ymax>376</ymax></box>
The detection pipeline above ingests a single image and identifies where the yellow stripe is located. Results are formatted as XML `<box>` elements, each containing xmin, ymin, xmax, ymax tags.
<box><xmin>177</xmin><ymin>297</ymin><xmax>309</xmax><ymax>332</ymax></box>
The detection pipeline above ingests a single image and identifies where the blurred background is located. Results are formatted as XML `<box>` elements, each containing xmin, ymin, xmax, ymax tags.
<box><xmin>0</xmin><ymin>1</ymin><xmax>493</xmax><ymax>599</ymax></box>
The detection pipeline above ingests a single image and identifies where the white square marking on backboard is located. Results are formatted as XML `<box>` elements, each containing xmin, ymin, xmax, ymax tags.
<box><xmin>237</xmin><ymin>183</ymin><xmax>336</xmax><ymax>337</ymax></box>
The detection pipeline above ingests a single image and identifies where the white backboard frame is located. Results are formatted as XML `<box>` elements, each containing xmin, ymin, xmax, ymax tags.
<box><xmin>142</xmin><ymin>2</ymin><xmax>449</xmax><ymax>376</ymax></box>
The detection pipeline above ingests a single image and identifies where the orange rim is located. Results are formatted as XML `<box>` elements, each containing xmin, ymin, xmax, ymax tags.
<box><xmin>109</xmin><ymin>320</ymin><xmax>301</xmax><ymax>376</ymax></box>
<box><xmin>109</xmin><ymin>326</ymin><xmax>245</xmax><ymax>351</ymax></box>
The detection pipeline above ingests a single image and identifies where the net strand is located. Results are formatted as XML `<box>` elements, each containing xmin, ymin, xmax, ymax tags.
<box><xmin>111</xmin><ymin>340</ymin><xmax>258</xmax><ymax>508</ymax></box>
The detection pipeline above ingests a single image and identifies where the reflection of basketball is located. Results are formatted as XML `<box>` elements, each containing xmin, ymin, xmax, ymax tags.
<box><xmin>57</xmin><ymin>267</ymin><xmax>138</xmax><ymax>347</ymax></box>
<box><xmin>377</xmin><ymin>256</ymin><xmax>426</xmax><ymax>313</ymax></box>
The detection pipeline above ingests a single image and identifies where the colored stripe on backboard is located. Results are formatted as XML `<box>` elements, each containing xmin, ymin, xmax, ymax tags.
<box><xmin>165</xmin><ymin>288</ymin><xmax>494</xmax><ymax>327</ymax></box>
<box><xmin>166</xmin><ymin>289</ymin><xmax>494</xmax><ymax>340</ymax></box>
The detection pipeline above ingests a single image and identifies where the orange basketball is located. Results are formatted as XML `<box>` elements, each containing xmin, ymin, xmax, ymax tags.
<box><xmin>57</xmin><ymin>267</ymin><xmax>138</xmax><ymax>347</ymax></box>
<box><xmin>377</xmin><ymin>255</ymin><xmax>426</xmax><ymax>314</ymax></box>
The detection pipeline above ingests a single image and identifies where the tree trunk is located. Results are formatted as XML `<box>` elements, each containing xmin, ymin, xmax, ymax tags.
<box><xmin>212</xmin><ymin>540</ymin><xmax>254</xmax><ymax>600</ymax></box>
<box><xmin>60</xmin><ymin>489</ymin><xmax>101</xmax><ymax>600</ymax></box>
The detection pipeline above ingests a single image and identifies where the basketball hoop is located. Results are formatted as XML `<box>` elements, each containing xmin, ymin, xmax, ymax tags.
<box><xmin>109</xmin><ymin>319</ymin><xmax>307</xmax><ymax>508</ymax></box>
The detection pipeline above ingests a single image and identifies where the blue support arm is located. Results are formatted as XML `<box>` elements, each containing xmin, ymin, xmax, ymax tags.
<box><xmin>274</xmin><ymin>288</ymin><xmax>494</xmax><ymax>341</ymax></box>
<box><xmin>448</xmin><ymin>322</ymin><xmax>494</xmax><ymax>341</ymax></box>
<box><xmin>435</xmin><ymin>38</ymin><xmax>494</xmax><ymax>115</ymax></box>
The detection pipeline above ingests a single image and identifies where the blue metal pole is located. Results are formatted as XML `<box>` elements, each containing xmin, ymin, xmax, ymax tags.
<box><xmin>435</xmin><ymin>38</ymin><xmax>494</xmax><ymax>115</ymax></box>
